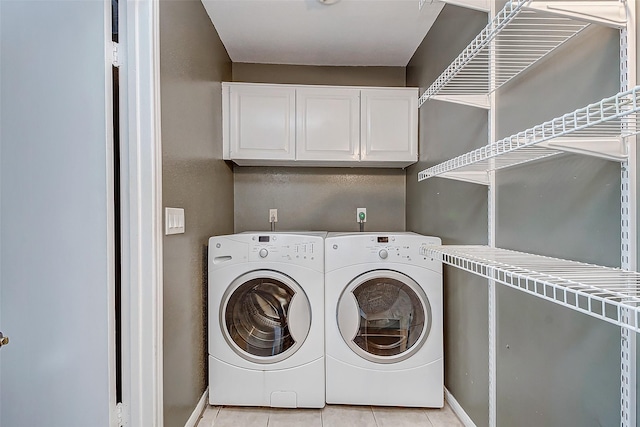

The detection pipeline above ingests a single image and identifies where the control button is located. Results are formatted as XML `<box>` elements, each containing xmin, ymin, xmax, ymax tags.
<box><xmin>379</xmin><ymin>249</ymin><xmax>388</xmax><ymax>259</ymax></box>
<box><xmin>333</xmin><ymin>244</ymin><xmax>338</xmax><ymax>250</ymax></box>
<box><xmin>259</xmin><ymin>248</ymin><xmax>268</xmax><ymax>258</ymax></box>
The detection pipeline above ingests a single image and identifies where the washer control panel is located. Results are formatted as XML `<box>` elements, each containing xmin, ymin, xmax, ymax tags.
<box><xmin>249</xmin><ymin>235</ymin><xmax>318</xmax><ymax>259</ymax></box>
<box><xmin>248</xmin><ymin>234</ymin><xmax>324</xmax><ymax>270</ymax></box>
<box><xmin>209</xmin><ymin>233</ymin><xmax>325</xmax><ymax>272</ymax></box>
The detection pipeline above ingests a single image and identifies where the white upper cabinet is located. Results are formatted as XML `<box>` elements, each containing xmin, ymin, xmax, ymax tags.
<box><xmin>296</xmin><ymin>87</ymin><xmax>360</xmax><ymax>163</ymax></box>
<box><xmin>223</xmin><ymin>82</ymin><xmax>418</xmax><ymax>167</ymax></box>
<box><xmin>227</xmin><ymin>84</ymin><xmax>296</xmax><ymax>162</ymax></box>
<box><xmin>361</xmin><ymin>88</ymin><xmax>418</xmax><ymax>165</ymax></box>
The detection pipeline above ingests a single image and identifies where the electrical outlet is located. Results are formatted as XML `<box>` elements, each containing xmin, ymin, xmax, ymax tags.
<box><xmin>269</xmin><ymin>208</ymin><xmax>278</xmax><ymax>223</ymax></box>
<box><xmin>357</xmin><ymin>208</ymin><xmax>366</xmax><ymax>223</ymax></box>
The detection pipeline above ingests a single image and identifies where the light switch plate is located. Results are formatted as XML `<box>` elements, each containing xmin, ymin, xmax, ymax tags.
<box><xmin>165</xmin><ymin>207</ymin><xmax>185</xmax><ymax>235</ymax></box>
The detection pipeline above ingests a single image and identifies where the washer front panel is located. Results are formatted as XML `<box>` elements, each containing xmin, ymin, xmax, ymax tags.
<box><xmin>222</xmin><ymin>270</ymin><xmax>311</xmax><ymax>364</ymax></box>
<box><xmin>337</xmin><ymin>270</ymin><xmax>431</xmax><ymax>364</ymax></box>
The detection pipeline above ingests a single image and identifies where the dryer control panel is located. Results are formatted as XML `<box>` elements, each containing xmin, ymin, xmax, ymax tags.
<box><xmin>325</xmin><ymin>233</ymin><xmax>442</xmax><ymax>273</ymax></box>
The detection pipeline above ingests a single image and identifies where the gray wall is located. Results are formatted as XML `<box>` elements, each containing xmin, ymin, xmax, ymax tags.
<box><xmin>234</xmin><ymin>167</ymin><xmax>405</xmax><ymax>232</ymax></box>
<box><xmin>233</xmin><ymin>63</ymin><xmax>406</xmax><ymax>87</ymax></box>
<box><xmin>406</xmin><ymin>5</ymin><xmax>490</xmax><ymax>426</ymax></box>
<box><xmin>408</xmin><ymin>4</ymin><xmax>624</xmax><ymax>427</ymax></box>
<box><xmin>232</xmin><ymin>64</ymin><xmax>407</xmax><ymax>233</ymax></box>
<box><xmin>0</xmin><ymin>1</ymin><xmax>111</xmax><ymax>425</ymax></box>
<box><xmin>159</xmin><ymin>1</ymin><xmax>233</xmax><ymax>426</ymax></box>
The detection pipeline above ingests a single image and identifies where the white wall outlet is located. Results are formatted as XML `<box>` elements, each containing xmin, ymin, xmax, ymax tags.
<box><xmin>165</xmin><ymin>207</ymin><xmax>185</xmax><ymax>235</ymax></box>
<box><xmin>357</xmin><ymin>208</ymin><xmax>367</xmax><ymax>223</ymax></box>
<box><xmin>269</xmin><ymin>208</ymin><xmax>278</xmax><ymax>223</ymax></box>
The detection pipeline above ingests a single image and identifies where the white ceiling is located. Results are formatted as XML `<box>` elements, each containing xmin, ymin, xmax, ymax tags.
<box><xmin>201</xmin><ymin>0</ymin><xmax>445</xmax><ymax>67</ymax></box>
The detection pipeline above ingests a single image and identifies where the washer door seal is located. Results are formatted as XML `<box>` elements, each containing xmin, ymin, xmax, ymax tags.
<box><xmin>221</xmin><ymin>270</ymin><xmax>311</xmax><ymax>364</ymax></box>
<box><xmin>336</xmin><ymin>269</ymin><xmax>431</xmax><ymax>364</ymax></box>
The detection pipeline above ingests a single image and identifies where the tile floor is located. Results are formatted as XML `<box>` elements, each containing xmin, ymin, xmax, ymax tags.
<box><xmin>196</xmin><ymin>403</ymin><xmax>464</xmax><ymax>427</ymax></box>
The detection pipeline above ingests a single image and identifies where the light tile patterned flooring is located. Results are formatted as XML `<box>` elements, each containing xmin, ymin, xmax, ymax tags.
<box><xmin>196</xmin><ymin>403</ymin><xmax>464</xmax><ymax>427</ymax></box>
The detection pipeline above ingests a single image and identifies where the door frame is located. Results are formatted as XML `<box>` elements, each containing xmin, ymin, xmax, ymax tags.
<box><xmin>120</xmin><ymin>0</ymin><xmax>163</xmax><ymax>425</ymax></box>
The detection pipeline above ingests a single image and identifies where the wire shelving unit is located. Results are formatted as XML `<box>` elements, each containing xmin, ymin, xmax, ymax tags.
<box><xmin>418</xmin><ymin>0</ymin><xmax>625</xmax><ymax>108</ymax></box>
<box><xmin>416</xmin><ymin>0</ymin><xmax>637</xmax><ymax>425</ymax></box>
<box><xmin>426</xmin><ymin>245</ymin><xmax>640</xmax><ymax>332</ymax></box>
<box><xmin>418</xmin><ymin>86</ymin><xmax>640</xmax><ymax>184</ymax></box>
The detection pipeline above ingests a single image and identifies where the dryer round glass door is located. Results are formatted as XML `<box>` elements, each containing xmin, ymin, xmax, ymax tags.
<box><xmin>221</xmin><ymin>270</ymin><xmax>312</xmax><ymax>363</ymax></box>
<box><xmin>336</xmin><ymin>270</ymin><xmax>431</xmax><ymax>363</ymax></box>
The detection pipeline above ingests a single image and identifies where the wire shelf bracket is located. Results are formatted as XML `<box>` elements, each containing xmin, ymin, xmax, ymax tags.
<box><xmin>426</xmin><ymin>245</ymin><xmax>640</xmax><ymax>333</ymax></box>
<box><xmin>439</xmin><ymin>0</ymin><xmax>491</xmax><ymax>13</ymax></box>
<box><xmin>525</xmin><ymin>1</ymin><xmax>627</xmax><ymax>28</ymax></box>
<box><xmin>427</xmin><ymin>94</ymin><xmax>491</xmax><ymax>109</ymax></box>
<box><xmin>538</xmin><ymin>136</ymin><xmax>627</xmax><ymax>162</ymax></box>
<box><xmin>440</xmin><ymin>170</ymin><xmax>490</xmax><ymax>185</ymax></box>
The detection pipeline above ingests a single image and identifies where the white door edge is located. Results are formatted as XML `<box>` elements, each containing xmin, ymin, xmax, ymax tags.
<box><xmin>104</xmin><ymin>0</ymin><xmax>118</xmax><ymax>425</ymax></box>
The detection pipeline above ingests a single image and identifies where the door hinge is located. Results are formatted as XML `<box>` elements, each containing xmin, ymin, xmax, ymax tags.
<box><xmin>112</xmin><ymin>41</ymin><xmax>120</xmax><ymax>67</ymax></box>
<box><xmin>116</xmin><ymin>402</ymin><xmax>125</xmax><ymax>427</ymax></box>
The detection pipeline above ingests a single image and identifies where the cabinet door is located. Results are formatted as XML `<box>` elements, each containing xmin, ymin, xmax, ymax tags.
<box><xmin>296</xmin><ymin>87</ymin><xmax>360</xmax><ymax>162</ymax></box>
<box><xmin>360</xmin><ymin>89</ymin><xmax>418</xmax><ymax>165</ymax></box>
<box><xmin>229</xmin><ymin>85</ymin><xmax>296</xmax><ymax>161</ymax></box>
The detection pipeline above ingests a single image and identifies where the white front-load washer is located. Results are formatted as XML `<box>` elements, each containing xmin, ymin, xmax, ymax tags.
<box><xmin>208</xmin><ymin>232</ymin><xmax>325</xmax><ymax>408</ymax></box>
<box><xmin>325</xmin><ymin>232</ymin><xmax>443</xmax><ymax>407</ymax></box>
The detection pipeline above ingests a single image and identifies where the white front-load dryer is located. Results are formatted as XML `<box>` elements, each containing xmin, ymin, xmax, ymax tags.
<box><xmin>208</xmin><ymin>232</ymin><xmax>325</xmax><ymax>408</ymax></box>
<box><xmin>325</xmin><ymin>232</ymin><xmax>443</xmax><ymax>407</ymax></box>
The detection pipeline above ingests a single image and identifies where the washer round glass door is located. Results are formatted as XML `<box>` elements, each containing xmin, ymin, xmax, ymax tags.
<box><xmin>336</xmin><ymin>270</ymin><xmax>431</xmax><ymax>363</ymax></box>
<box><xmin>221</xmin><ymin>270</ymin><xmax>311</xmax><ymax>363</ymax></box>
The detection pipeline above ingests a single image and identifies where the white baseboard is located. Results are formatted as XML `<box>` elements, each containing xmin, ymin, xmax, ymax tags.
<box><xmin>445</xmin><ymin>388</ymin><xmax>477</xmax><ymax>427</ymax></box>
<box><xmin>184</xmin><ymin>388</ymin><xmax>209</xmax><ymax>427</ymax></box>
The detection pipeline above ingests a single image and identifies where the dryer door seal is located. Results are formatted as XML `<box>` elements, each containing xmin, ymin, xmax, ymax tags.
<box><xmin>337</xmin><ymin>270</ymin><xmax>431</xmax><ymax>364</ymax></box>
<box><xmin>221</xmin><ymin>270</ymin><xmax>311</xmax><ymax>364</ymax></box>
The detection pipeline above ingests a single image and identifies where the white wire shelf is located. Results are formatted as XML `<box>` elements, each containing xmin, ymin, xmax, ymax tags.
<box><xmin>418</xmin><ymin>86</ymin><xmax>640</xmax><ymax>184</ymax></box>
<box><xmin>426</xmin><ymin>245</ymin><xmax>640</xmax><ymax>332</ymax></box>
<box><xmin>418</xmin><ymin>0</ymin><xmax>625</xmax><ymax>108</ymax></box>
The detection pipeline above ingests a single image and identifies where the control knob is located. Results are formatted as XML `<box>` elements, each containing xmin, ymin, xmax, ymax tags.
<box><xmin>259</xmin><ymin>248</ymin><xmax>268</xmax><ymax>258</ymax></box>
<box><xmin>378</xmin><ymin>249</ymin><xmax>388</xmax><ymax>259</ymax></box>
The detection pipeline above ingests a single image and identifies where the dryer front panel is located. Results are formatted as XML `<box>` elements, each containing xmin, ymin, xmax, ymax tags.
<box><xmin>337</xmin><ymin>270</ymin><xmax>431</xmax><ymax>364</ymax></box>
<box><xmin>222</xmin><ymin>270</ymin><xmax>311</xmax><ymax>364</ymax></box>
